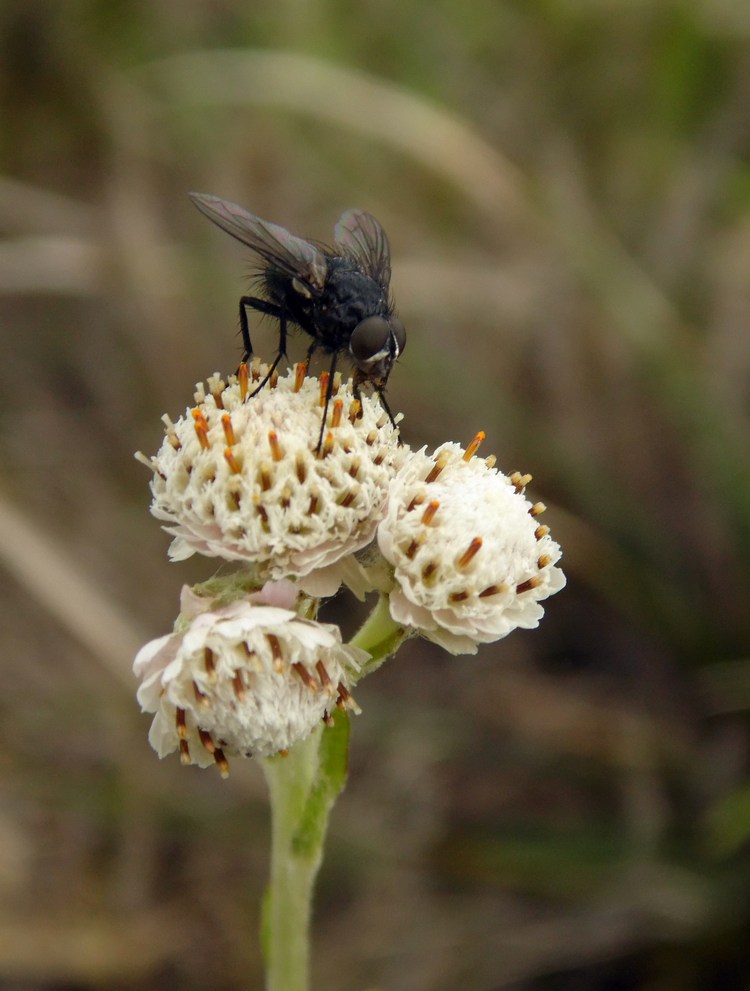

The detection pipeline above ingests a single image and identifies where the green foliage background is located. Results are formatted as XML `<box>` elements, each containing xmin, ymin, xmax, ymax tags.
<box><xmin>2</xmin><ymin>2</ymin><xmax>750</xmax><ymax>988</ymax></box>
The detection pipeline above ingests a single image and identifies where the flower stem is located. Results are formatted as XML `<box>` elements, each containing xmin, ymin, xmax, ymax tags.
<box><xmin>350</xmin><ymin>593</ymin><xmax>409</xmax><ymax>680</ymax></box>
<box><xmin>260</xmin><ymin>711</ymin><xmax>350</xmax><ymax>991</ymax></box>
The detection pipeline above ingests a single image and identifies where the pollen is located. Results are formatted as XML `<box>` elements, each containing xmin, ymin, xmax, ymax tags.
<box><xmin>268</xmin><ymin>430</ymin><xmax>284</xmax><ymax>462</ymax></box>
<box><xmin>422</xmin><ymin>560</ymin><xmax>439</xmax><ymax>583</ymax></box>
<box><xmin>315</xmin><ymin>660</ymin><xmax>334</xmax><ymax>695</ymax></box>
<box><xmin>259</xmin><ymin>464</ymin><xmax>273</xmax><ymax>491</ymax></box>
<box><xmin>293</xmin><ymin>362</ymin><xmax>306</xmax><ymax>393</ymax></box>
<box><xmin>198</xmin><ymin>727</ymin><xmax>217</xmax><ymax>753</ymax></box>
<box><xmin>404</xmin><ymin>534</ymin><xmax>425</xmax><ymax>560</ymax></box>
<box><xmin>516</xmin><ymin>576</ymin><xmax>542</xmax><ymax>594</ymax></box>
<box><xmin>221</xmin><ymin>413</ymin><xmax>236</xmax><ymax>446</ymax></box>
<box><xmin>175</xmin><ymin>707</ymin><xmax>188</xmax><ymax>739</ymax></box>
<box><xmin>319</xmin><ymin>431</ymin><xmax>334</xmax><ymax>459</ymax></box>
<box><xmin>529</xmin><ymin>501</ymin><xmax>547</xmax><ymax>517</ymax></box>
<box><xmin>207</xmin><ymin>374</ymin><xmax>226</xmax><ymax>409</ymax></box>
<box><xmin>224</xmin><ymin>448</ymin><xmax>242</xmax><ymax>474</ymax></box>
<box><xmin>510</xmin><ymin>471</ymin><xmax>532</xmax><ymax>492</ymax></box>
<box><xmin>292</xmin><ymin>662</ymin><xmax>319</xmax><ymax>691</ymax></box>
<box><xmin>192</xmin><ymin>409</ymin><xmax>210</xmax><ymax>449</ymax></box>
<box><xmin>456</xmin><ymin>537</ymin><xmax>483</xmax><ymax>569</ymax></box>
<box><xmin>421</xmin><ymin>500</ymin><xmax>440</xmax><ymax>526</ymax></box>
<box><xmin>336</xmin><ymin>682</ymin><xmax>361</xmax><ymax>714</ymax></box>
<box><xmin>238</xmin><ymin>361</ymin><xmax>250</xmax><ymax>399</ymax></box>
<box><xmin>331</xmin><ymin>398</ymin><xmax>344</xmax><ymax>429</ymax></box>
<box><xmin>463</xmin><ymin>431</ymin><xmax>485</xmax><ymax>461</ymax></box>
<box><xmin>266</xmin><ymin>633</ymin><xmax>284</xmax><ymax>671</ymax></box>
<box><xmin>232</xmin><ymin>671</ymin><xmax>246</xmax><ymax>700</ymax></box>
<box><xmin>425</xmin><ymin>452</ymin><xmax>450</xmax><ymax>484</ymax></box>
<box><xmin>319</xmin><ymin>372</ymin><xmax>330</xmax><ymax>407</ymax></box>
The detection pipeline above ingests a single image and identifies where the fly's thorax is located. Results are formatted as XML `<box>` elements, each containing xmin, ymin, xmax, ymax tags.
<box><xmin>314</xmin><ymin>259</ymin><xmax>388</xmax><ymax>343</ymax></box>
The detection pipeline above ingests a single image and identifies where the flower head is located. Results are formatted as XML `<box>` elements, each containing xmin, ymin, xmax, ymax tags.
<box><xmin>377</xmin><ymin>435</ymin><xmax>565</xmax><ymax>654</ymax></box>
<box><xmin>133</xmin><ymin>584</ymin><xmax>366</xmax><ymax>773</ymax></box>
<box><xmin>138</xmin><ymin>362</ymin><xmax>407</xmax><ymax>592</ymax></box>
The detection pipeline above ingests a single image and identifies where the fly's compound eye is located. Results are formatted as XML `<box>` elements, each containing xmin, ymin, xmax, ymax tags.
<box><xmin>389</xmin><ymin>315</ymin><xmax>406</xmax><ymax>356</ymax></box>
<box><xmin>350</xmin><ymin>316</ymin><xmax>392</xmax><ymax>366</ymax></box>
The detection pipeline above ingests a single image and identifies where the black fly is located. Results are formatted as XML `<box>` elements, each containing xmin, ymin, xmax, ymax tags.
<box><xmin>189</xmin><ymin>193</ymin><xmax>406</xmax><ymax>451</ymax></box>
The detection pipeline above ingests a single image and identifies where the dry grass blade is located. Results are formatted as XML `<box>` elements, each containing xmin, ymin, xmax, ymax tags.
<box><xmin>0</xmin><ymin>492</ymin><xmax>142</xmax><ymax>688</ymax></box>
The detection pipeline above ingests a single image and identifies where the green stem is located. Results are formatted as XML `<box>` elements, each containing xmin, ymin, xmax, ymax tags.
<box><xmin>258</xmin><ymin>594</ymin><xmax>407</xmax><ymax>990</ymax></box>
<box><xmin>260</xmin><ymin>712</ymin><xmax>350</xmax><ymax>991</ymax></box>
<box><xmin>350</xmin><ymin>593</ymin><xmax>409</xmax><ymax>681</ymax></box>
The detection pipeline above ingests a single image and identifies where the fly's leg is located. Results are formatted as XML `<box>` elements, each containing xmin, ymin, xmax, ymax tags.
<box><xmin>316</xmin><ymin>350</ymin><xmax>337</xmax><ymax>454</ymax></box>
<box><xmin>352</xmin><ymin>369</ymin><xmax>402</xmax><ymax>440</ymax></box>
<box><xmin>238</xmin><ymin>295</ymin><xmax>289</xmax><ymax>397</ymax></box>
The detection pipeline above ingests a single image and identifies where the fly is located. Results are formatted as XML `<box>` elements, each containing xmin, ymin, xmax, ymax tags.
<box><xmin>189</xmin><ymin>193</ymin><xmax>406</xmax><ymax>451</ymax></box>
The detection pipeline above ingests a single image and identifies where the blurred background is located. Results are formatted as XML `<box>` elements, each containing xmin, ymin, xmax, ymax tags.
<box><xmin>2</xmin><ymin>1</ymin><xmax>750</xmax><ymax>989</ymax></box>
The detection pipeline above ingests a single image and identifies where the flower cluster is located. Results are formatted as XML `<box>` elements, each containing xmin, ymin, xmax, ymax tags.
<box><xmin>135</xmin><ymin>361</ymin><xmax>565</xmax><ymax>773</ymax></box>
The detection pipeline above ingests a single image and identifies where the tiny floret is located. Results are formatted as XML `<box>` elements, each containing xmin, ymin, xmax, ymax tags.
<box><xmin>133</xmin><ymin>585</ymin><xmax>367</xmax><ymax>772</ymax></box>
<box><xmin>138</xmin><ymin>363</ymin><xmax>407</xmax><ymax>590</ymax></box>
<box><xmin>377</xmin><ymin>440</ymin><xmax>565</xmax><ymax>654</ymax></box>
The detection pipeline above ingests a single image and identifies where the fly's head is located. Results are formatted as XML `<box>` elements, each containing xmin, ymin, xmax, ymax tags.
<box><xmin>349</xmin><ymin>314</ymin><xmax>406</xmax><ymax>388</ymax></box>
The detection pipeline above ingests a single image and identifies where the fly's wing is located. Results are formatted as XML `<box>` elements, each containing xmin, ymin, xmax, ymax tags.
<box><xmin>189</xmin><ymin>193</ymin><xmax>328</xmax><ymax>292</ymax></box>
<box><xmin>334</xmin><ymin>209</ymin><xmax>391</xmax><ymax>290</ymax></box>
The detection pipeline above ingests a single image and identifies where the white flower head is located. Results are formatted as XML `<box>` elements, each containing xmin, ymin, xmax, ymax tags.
<box><xmin>133</xmin><ymin>585</ymin><xmax>367</xmax><ymax>773</ymax></box>
<box><xmin>377</xmin><ymin>435</ymin><xmax>565</xmax><ymax>654</ymax></box>
<box><xmin>138</xmin><ymin>362</ymin><xmax>407</xmax><ymax>592</ymax></box>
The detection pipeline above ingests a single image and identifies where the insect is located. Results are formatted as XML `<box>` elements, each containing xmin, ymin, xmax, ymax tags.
<box><xmin>189</xmin><ymin>193</ymin><xmax>406</xmax><ymax>450</ymax></box>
